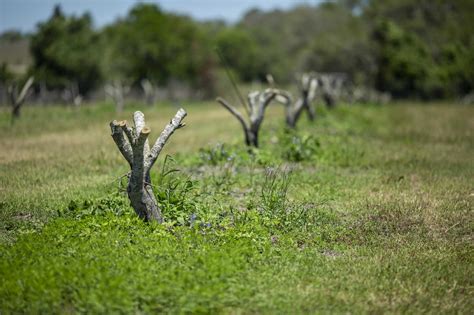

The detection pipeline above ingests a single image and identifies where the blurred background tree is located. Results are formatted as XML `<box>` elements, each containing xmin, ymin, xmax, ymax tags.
<box><xmin>366</xmin><ymin>0</ymin><xmax>474</xmax><ymax>98</ymax></box>
<box><xmin>30</xmin><ymin>5</ymin><xmax>102</xmax><ymax>95</ymax></box>
<box><xmin>102</xmin><ymin>4</ymin><xmax>213</xmax><ymax>90</ymax></box>
<box><xmin>214</xmin><ymin>27</ymin><xmax>265</xmax><ymax>82</ymax></box>
<box><xmin>0</xmin><ymin>0</ymin><xmax>472</xmax><ymax>101</ymax></box>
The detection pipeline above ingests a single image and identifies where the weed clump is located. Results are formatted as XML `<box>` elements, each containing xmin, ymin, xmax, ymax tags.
<box><xmin>155</xmin><ymin>155</ymin><xmax>197</xmax><ymax>225</ymax></box>
<box><xmin>199</xmin><ymin>143</ymin><xmax>235</xmax><ymax>165</ymax></box>
<box><xmin>61</xmin><ymin>193</ymin><xmax>131</xmax><ymax>219</ymax></box>
<box><xmin>279</xmin><ymin>130</ymin><xmax>320</xmax><ymax>162</ymax></box>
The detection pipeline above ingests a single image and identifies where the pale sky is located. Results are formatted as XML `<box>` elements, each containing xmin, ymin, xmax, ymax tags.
<box><xmin>0</xmin><ymin>0</ymin><xmax>323</xmax><ymax>33</ymax></box>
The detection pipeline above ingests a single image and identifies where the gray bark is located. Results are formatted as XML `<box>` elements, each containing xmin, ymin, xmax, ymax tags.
<box><xmin>271</xmin><ymin>73</ymin><xmax>319</xmax><ymax>128</ymax></box>
<box><xmin>141</xmin><ymin>79</ymin><xmax>157</xmax><ymax>105</ymax></box>
<box><xmin>267</xmin><ymin>73</ymin><xmax>318</xmax><ymax>128</ymax></box>
<box><xmin>299</xmin><ymin>73</ymin><xmax>318</xmax><ymax>121</ymax></box>
<box><xmin>317</xmin><ymin>73</ymin><xmax>347</xmax><ymax>109</ymax></box>
<box><xmin>105</xmin><ymin>81</ymin><xmax>129</xmax><ymax>113</ymax></box>
<box><xmin>216</xmin><ymin>88</ymin><xmax>277</xmax><ymax>148</ymax></box>
<box><xmin>110</xmin><ymin>109</ymin><xmax>187</xmax><ymax>222</ymax></box>
<box><xmin>274</xmin><ymin>92</ymin><xmax>303</xmax><ymax>129</ymax></box>
<box><xmin>8</xmin><ymin>76</ymin><xmax>34</xmax><ymax>123</ymax></box>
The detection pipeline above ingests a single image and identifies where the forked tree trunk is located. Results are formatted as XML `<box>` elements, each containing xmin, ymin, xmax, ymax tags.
<box><xmin>299</xmin><ymin>73</ymin><xmax>318</xmax><ymax>121</ymax></box>
<box><xmin>110</xmin><ymin>109</ymin><xmax>187</xmax><ymax>222</ymax></box>
<box><xmin>216</xmin><ymin>89</ymin><xmax>277</xmax><ymax>148</ymax></box>
<box><xmin>271</xmin><ymin>73</ymin><xmax>318</xmax><ymax>129</ymax></box>
<box><xmin>105</xmin><ymin>81</ymin><xmax>129</xmax><ymax>113</ymax></box>
<box><xmin>141</xmin><ymin>79</ymin><xmax>157</xmax><ymax>105</ymax></box>
<box><xmin>275</xmin><ymin>92</ymin><xmax>302</xmax><ymax>129</ymax></box>
<box><xmin>317</xmin><ymin>73</ymin><xmax>346</xmax><ymax>109</ymax></box>
<box><xmin>8</xmin><ymin>76</ymin><xmax>34</xmax><ymax>124</ymax></box>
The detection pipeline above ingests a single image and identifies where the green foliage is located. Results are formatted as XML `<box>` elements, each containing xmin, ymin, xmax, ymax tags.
<box><xmin>239</xmin><ymin>3</ymin><xmax>374</xmax><ymax>84</ymax></box>
<box><xmin>154</xmin><ymin>155</ymin><xmax>196</xmax><ymax>225</ymax></box>
<box><xmin>60</xmin><ymin>193</ymin><xmax>130</xmax><ymax>219</ymax></box>
<box><xmin>373</xmin><ymin>20</ymin><xmax>433</xmax><ymax>98</ymax></box>
<box><xmin>260</xmin><ymin>167</ymin><xmax>291</xmax><ymax>216</ymax></box>
<box><xmin>279</xmin><ymin>130</ymin><xmax>320</xmax><ymax>162</ymax></box>
<box><xmin>0</xmin><ymin>62</ymin><xmax>13</xmax><ymax>84</ymax></box>
<box><xmin>368</xmin><ymin>0</ymin><xmax>474</xmax><ymax>98</ymax></box>
<box><xmin>103</xmin><ymin>3</ymin><xmax>213</xmax><ymax>88</ymax></box>
<box><xmin>198</xmin><ymin>142</ymin><xmax>234</xmax><ymax>166</ymax></box>
<box><xmin>7</xmin><ymin>0</ymin><xmax>472</xmax><ymax>99</ymax></box>
<box><xmin>30</xmin><ymin>5</ymin><xmax>102</xmax><ymax>93</ymax></box>
<box><xmin>215</xmin><ymin>27</ymin><xmax>265</xmax><ymax>82</ymax></box>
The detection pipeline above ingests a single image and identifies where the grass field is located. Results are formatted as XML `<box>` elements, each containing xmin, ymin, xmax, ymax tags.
<box><xmin>0</xmin><ymin>101</ymin><xmax>473</xmax><ymax>313</ymax></box>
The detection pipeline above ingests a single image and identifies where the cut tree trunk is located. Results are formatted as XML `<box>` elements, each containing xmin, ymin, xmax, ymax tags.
<box><xmin>110</xmin><ymin>109</ymin><xmax>187</xmax><ymax>222</ymax></box>
<box><xmin>272</xmin><ymin>73</ymin><xmax>319</xmax><ymax>129</ymax></box>
<box><xmin>216</xmin><ymin>89</ymin><xmax>278</xmax><ymax>148</ymax></box>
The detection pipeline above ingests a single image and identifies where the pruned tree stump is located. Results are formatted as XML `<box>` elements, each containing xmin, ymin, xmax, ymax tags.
<box><xmin>110</xmin><ymin>109</ymin><xmax>187</xmax><ymax>222</ymax></box>
<box><xmin>270</xmin><ymin>73</ymin><xmax>318</xmax><ymax>128</ymax></box>
<box><xmin>217</xmin><ymin>89</ymin><xmax>278</xmax><ymax>147</ymax></box>
<box><xmin>317</xmin><ymin>73</ymin><xmax>347</xmax><ymax>109</ymax></box>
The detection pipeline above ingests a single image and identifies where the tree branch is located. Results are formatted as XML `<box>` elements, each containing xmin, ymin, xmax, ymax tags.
<box><xmin>216</xmin><ymin>97</ymin><xmax>249</xmax><ymax>131</ymax></box>
<box><xmin>133</xmin><ymin>111</ymin><xmax>146</xmax><ymax>134</ymax></box>
<box><xmin>110</xmin><ymin>120</ymin><xmax>133</xmax><ymax>166</ymax></box>
<box><xmin>146</xmin><ymin>108</ymin><xmax>187</xmax><ymax>172</ymax></box>
<box><xmin>274</xmin><ymin>90</ymin><xmax>293</xmax><ymax>105</ymax></box>
<box><xmin>16</xmin><ymin>76</ymin><xmax>34</xmax><ymax>105</ymax></box>
<box><xmin>134</xmin><ymin>111</ymin><xmax>150</xmax><ymax>154</ymax></box>
<box><xmin>136</xmin><ymin>127</ymin><xmax>150</xmax><ymax>151</ymax></box>
<box><xmin>256</xmin><ymin>89</ymin><xmax>277</xmax><ymax>120</ymax></box>
<box><xmin>120</xmin><ymin>121</ymin><xmax>135</xmax><ymax>145</ymax></box>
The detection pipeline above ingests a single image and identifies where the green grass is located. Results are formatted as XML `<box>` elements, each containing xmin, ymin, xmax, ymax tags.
<box><xmin>0</xmin><ymin>101</ymin><xmax>473</xmax><ymax>313</ymax></box>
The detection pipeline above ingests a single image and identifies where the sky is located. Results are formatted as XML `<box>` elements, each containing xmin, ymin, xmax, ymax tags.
<box><xmin>0</xmin><ymin>0</ymin><xmax>323</xmax><ymax>33</ymax></box>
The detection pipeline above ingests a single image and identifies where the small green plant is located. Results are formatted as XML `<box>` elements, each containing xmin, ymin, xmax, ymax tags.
<box><xmin>155</xmin><ymin>155</ymin><xmax>196</xmax><ymax>225</ymax></box>
<box><xmin>199</xmin><ymin>143</ymin><xmax>234</xmax><ymax>165</ymax></box>
<box><xmin>259</xmin><ymin>167</ymin><xmax>292</xmax><ymax>223</ymax></box>
<box><xmin>209</xmin><ymin>160</ymin><xmax>236</xmax><ymax>190</ymax></box>
<box><xmin>279</xmin><ymin>130</ymin><xmax>320</xmax><ymax>162</ymax></box>
<box><xmin>61</xmin><ymin>193</ymin><xmax>131</xmax><ymax>219</ymax></box>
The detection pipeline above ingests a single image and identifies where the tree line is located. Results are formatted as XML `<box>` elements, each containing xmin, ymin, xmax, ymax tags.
<box><xmin>1</xmin><ymin>0</ymin><xmax>473</xmax><ymax>100</ymax></box>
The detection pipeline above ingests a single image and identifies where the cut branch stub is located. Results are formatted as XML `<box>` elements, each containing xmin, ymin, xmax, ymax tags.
<box><xmin>110</xmin><ymin>109</ymin><xmax>187</xmax><ymax>222</ymax></box>
<box><xmin>217</xmin><ymin>88</ymin><xmax>277</xmax><ymax>147</ymax></box>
